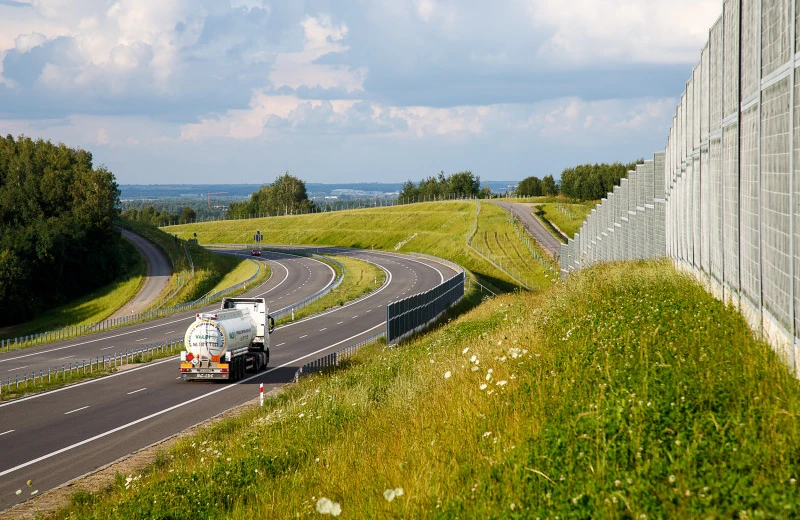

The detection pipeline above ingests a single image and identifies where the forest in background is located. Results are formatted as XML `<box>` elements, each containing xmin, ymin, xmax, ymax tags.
<box><xmin>0</xmin><ymin>135</ymin><xmax>123</xmax><ymax>325</ymax></box>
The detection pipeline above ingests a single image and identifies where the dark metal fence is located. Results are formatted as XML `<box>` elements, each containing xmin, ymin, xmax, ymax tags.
<box><xmin>386</xmin><ymin>272</ymin><xmax>465</xmax><ymax>343</ymax></box>
<box><xmin>293</xmin><ymin>332</ymin><xmax>385</xmax><ymax>381</ymax></box>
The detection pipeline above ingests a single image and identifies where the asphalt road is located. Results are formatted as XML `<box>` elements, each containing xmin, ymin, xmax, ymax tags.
<box><xmin>111</xmin><ymin>230</ymin><xmax>173</xmax><ymax>318</ymax></box>
<box><xmin>491</xmin><ymin>201</ymin><xmax>564</xmax><ymax>257</ymax></box>
<box><xmin>0</xmin><ymin>248</ymin><xmax>458</xmax><ymax>512</ymax></box>
<box><xmin>0</xmin><ymin>250</ymin><xmax>334</xmax><ymax>384</ymax></box>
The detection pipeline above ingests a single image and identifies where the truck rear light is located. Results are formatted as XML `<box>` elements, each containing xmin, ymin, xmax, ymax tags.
<box><xmin>180</xmin><ymin>368</ymin><xmax>189</xmax><ymax>373</ymax></box>
<box><xmin>220</xmin><ymin>368</ymin><xmax>228</xmax><ymax>373</ymax></box>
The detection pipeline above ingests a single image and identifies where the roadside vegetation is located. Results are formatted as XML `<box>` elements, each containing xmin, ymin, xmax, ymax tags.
<box><xmin>536</xmin><ymin>201</ymin><xmax>595</xmax><ymax>240</ymax></box>
<box><xmin>0</xmin><ymin>239</ymin><xmax>145</xmax><ymax>340</ymax></box>
<box><xmin>50</xmin><ymin>260</ymin><xmax>800</xmax><ymax>518</ymax></box>
<box><xmin>0</xmin><ymin>136</ymin><xmax>123</xmax><ymax>326</ymax></box>
<box><xmin>276</xmin><ymin>254</ymin><xmax>385</xmax><ymax>326</ymax></box>
<box><xmin>470</xmin><ymin>203</ymin><xmax>558</xmax><ymax>290</ymax></box>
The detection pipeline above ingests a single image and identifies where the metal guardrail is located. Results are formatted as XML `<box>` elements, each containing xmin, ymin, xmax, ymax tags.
<box><xmin>1</xmin><ymin>338</ymin><xmax>183</xmax><ymax>397</ymax></box>
<box><xmin>293</xmin><ymin>332</ymin><xmax>385</xmax><ymax>382</ymax></box>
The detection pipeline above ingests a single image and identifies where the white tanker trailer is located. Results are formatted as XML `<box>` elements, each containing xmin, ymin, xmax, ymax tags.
<box><xmin>180</xmin><ymin>297</ymin><xmax>275</xmax><ymax>381</ymax></box>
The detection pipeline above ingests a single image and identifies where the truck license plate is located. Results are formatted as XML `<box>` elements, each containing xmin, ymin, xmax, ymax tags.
<box><xmin>194</xmin><ymin>373</ymin><xmax>214</xmax><ymax>379</ymax></box>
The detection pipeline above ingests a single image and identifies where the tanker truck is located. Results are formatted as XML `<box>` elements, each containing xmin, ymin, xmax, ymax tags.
<box><xmin>180</xmin><ymin>297</ymin><xmax>275</xmax><ymax>381</ymax></box>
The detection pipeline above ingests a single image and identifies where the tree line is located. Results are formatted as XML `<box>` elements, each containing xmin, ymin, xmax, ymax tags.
<box><xmin>515</xmin><ymin>160</ymin><xmax>644</xmax><ymax>201</ymax></box>
<box><xmin>227</xmin><ymin>172</ymin><xmax>313</xmax><ymax>219</ymax></box>
<box><xmin>121</xmin><ymin>204</ymin><xmax>197</xmax><ymax>226</ymax></box>
<box><xmin>399</xmin><ymin>171</ymin><xmax>486</xmax><ymax>201</ymax></box>
<box><xmin>0</xmin><ymin>135</ymin><xmax>122</xmax><ymax>325</ymax></box>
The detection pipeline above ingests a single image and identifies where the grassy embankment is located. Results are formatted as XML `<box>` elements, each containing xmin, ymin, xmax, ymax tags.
<box><xmin>471</xmin><ymin>203</ymin><xmax>559</xmax><ymax>289</ymax></box>
<box><xmin>166</xmin><ymin>201</ymin><xmax>552</xmax><ymax>294</ymax></box>
<box><xmin>51</xmin><ymin>260</ymin><xmax>800</xmax><ymax>518</ymax></box>
<box><xmin>275</xmin><ymin>255</ymin><xmax>385</xmax><ymax>326</ymax></box>
<box><xmin>0</xmin><ymin>239</ymin><xmax>146</xmax><ymax>340</ymax></box>
<box><xmin>536</xmin><ymin>201</ymin><xmax>596</xmax><ymax>240</ymax></box>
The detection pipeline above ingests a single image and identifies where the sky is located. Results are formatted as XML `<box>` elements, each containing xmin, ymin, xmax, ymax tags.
<box><xmin>0</xmin><ymin>0</ymin><xmax>721</xmax><ymax>185</ymax></box>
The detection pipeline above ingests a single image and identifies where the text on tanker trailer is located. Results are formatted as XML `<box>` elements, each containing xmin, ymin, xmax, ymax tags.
<box><xmin>180</xmin><ymin>297</ymin><xmax>275</xmax><ymax>381</ymax></box>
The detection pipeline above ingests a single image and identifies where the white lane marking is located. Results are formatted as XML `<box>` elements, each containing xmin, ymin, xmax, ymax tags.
<box><xmin>336</xmin><ymin>321</ymin><xmax>344</xmax><ymax>325</ymax></box>
<box><xmin>299</xmin><ymin>335</ymin><xmax>308</xmax><ymax>339</ymax></box>
<box><xmin>319</xmin><ymin>328</ymin><xmax>327</xmax><ymax>332</ymax></box>
<box><xmin>352</xmin><ymin>315</ymin><xmax>359</xmax><ymax>319</ymax></box>
<box><xmin>127</xmin><ymin>388</ymin><xmax>147</xmax><ymax>395</ymax></box>
<box><xmin>366</xmin><ymin>310</ymin><xmax>372</xmax><ymax>313</ymax></box>
<box><xmin>64</xmin><ymin>406</ymin><xmax>89</xmax><ymax>415</ymax></box>
<box><xmin>100</xmin><ymin>346</ymin><xmax>114</xmax><ymax>351</ymax></box>
<box><xmin>136</xmin><ymin>338</ymin><xmax>147</xmax><ymax>342</ymax></box>
<box><xmin>8</xmin><ymin>366</ymin><xmax>27</xmax><ymax>372</ymax></box>
<box><xmin>0</xmin><ymin>430</ymin><xmax>14</xmax><ymax>436</ymax></box>
<box><xmin>276</xmin><ymin>342</ymin><xmax>286</xmax><ymax>347</ymax></box>
<box><xmin>58</xmin><ymin>356</ymin><xmax>74</xmax><ymax>360</ymax></box>
<box><xmin>0</xmin><ymin>323</ymin><xmax>383</xmax><ymax>478</ymax></box>
<box><xmin>165</xmin><ymin>331</ymin><xmax>175</xmax><ymax>334</ymax></box>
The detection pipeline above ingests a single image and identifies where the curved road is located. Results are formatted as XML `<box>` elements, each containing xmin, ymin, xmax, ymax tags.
<box><xmin>0</xmin><ymin>250</ymin><xmax>334</xmax><ymax>384</ymax></box>
<box><xmin>0</xmin><ymin>248</ymin><xmax>458</xmax><ymax>512</ymax></box>
<box><xmin>492</xmin><ymin>201</ymin><xmax>564</xmax><ymax>257</ymax></box>
<box><xmin>111</xmin><ymin>230</ymin><xmax>173</xmax><ymax>318</ymax></box>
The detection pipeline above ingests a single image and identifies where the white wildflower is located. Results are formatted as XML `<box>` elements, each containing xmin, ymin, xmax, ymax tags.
<box><xmin>479</xmin><ymin>384</ymin><xmax>487</xmax><ymax>391</ymax></box>
<box><xmin>471</xmin><ymin>366</ymin><xmax>479</xmax><ymax>372</ymax></box>
<box><xmin>15</xmin><ymin>490</ymin><xmax>21</xmax><ymax>496</ymax></box>
<box><xmin>384</xmin><ymin>488</ymin><xmax>404</xmax><ymax>502</ymax></box>
<box><xmin>483</xmin><ymin>431</ymin><xmax>492</xmax><ymax>437</ymax></box>
<box><xmin>462</xmin><ymin>347</ymin><xmax>469</xmax><ymax>354</ymax></box>
<box><xmin>316</xmin><ymin>497</ymin><xmax>342</xmax><ymax>516</ymax></box>
<box><xmin>443</xmin><ymin>371</ymin><xmax>452</xmax><ymax>379</ymax></box>
<box><xmin>497</xmin><ymin>380</ymin><xmax>508</xmax><ymax>386</ymax></box>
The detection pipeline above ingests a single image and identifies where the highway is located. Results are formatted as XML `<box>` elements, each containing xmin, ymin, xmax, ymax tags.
<box><xmin>0</xmin><ymin>247</ymin><xmax>458</xmax><ymax>512</ymax></box>
<box><xmin>492</xmin><ymin>201</ymin><xmax>564</xmax><ymax>257</ymax></box>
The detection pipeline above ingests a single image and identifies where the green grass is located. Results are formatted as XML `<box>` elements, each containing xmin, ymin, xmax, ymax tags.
<box><xmin>51</xmin><ymin>260</ymin><xmax>800</xmax><ymax>518</ymax></box>
<box><xmin>0</xmin><ymin>239</ymin><xmax>146</xmax><ymax>340</ymax></box>
<box><xmin>276</xmin><ymin>255</ymin><xmax>385</xmax><ymax>325</ymax></box>
<box><xmin>537</xmin><ymin>201</ymin><xmax>596</xmax><ymax>239</ymax></box>
<box><xmin>165</xmin><ymin>202</ymin><xmax>529</xmax><ymax>294</ymax></box>
<box><xmin>470</xmin><ymin>203</ymin><xmax>557</xmax><ymax>290</ymax></box>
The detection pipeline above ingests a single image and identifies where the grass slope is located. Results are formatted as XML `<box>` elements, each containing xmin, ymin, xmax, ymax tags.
<box><xmin>538</xmin><ymin>201</ymin><xmax>595</xmax><ymax>239</ymax></box>
<box><xmin>53</xmin><ymin>261</ymin><xmax>800</xmax><ymax>518</ymax></box>
<box><xmin>166</xmin><ymin>202</ymin><xmax>534</xmax><ymax>293</ymax></box>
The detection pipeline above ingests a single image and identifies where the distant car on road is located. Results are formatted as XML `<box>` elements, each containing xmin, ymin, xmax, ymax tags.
<box><xmin>251</xmin><ymin>249</ymin><xmax>261</xmax><ymax>256</ymax></box>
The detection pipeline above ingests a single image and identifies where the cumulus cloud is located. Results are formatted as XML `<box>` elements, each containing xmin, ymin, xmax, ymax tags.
<box><xmin>268</xmin><ymin>14</ymin><xmax>366</xmax><ymax>93</ymax></box>
<box><xmin>524</xmin><ymin>0</ymin><xmax>720</xmax><ymax>64</ymax></box>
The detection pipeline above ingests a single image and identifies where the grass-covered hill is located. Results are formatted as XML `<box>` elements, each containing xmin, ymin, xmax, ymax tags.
<box><xmin>52</xmin><ymin>261</ymin><xmax>800</xmax><ymax>519</ymax></box>
<box><xmin>165</xmin><ymin>201</ymin><xmax>558</xmax><ymax>292</ymax></box>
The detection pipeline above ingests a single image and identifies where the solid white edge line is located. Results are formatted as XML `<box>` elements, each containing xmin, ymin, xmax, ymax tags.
<box><xmin>0</xmin><ymin>323</ymin><xmax>383</xmax><ymax>478</ymax></box>
<box><xmin>0</xmin><ymin>430</ymin><xmax>14</xmax><ymax>436</ymax></box>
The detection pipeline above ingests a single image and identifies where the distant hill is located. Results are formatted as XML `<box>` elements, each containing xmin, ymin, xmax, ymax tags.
<box><xmin>119</xmin><ymin>181</ymin><xmax>520</xmax><ymax>201</ymax></box>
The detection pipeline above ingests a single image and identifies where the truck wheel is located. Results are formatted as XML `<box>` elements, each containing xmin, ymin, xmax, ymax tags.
<box><xmin>264</xmin><ymin>349</ymin><xmax>270</xmax><ymax>367</ymax></box>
